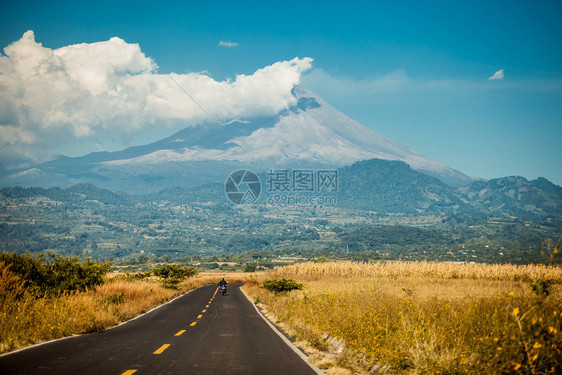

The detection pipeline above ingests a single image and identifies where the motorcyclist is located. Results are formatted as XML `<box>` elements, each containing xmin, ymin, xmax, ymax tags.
<box><xmin>218</xmin><ymin>278</ymin><xmax>228</xmax><ymax>293</ymax></box>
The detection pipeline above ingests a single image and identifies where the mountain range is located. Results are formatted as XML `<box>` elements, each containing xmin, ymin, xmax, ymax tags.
<box><xmin>1</xmin><ymin>87</ymin><xmax>475</xmax><ymax>193</ymax></box>
<box><xmin>2</xmin><ymin>159</ymin><xmax>561</xmax><ymax>221</ymax></box>
<box><xmin>1</xmin><ymin>86</ymin><xmax>560</xmax><ymax>221</ymax></box>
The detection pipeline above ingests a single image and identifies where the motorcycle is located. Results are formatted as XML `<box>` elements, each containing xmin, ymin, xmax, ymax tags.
<box><xmin>220</xmin><ymin>284</ymin><xmax>227</xmax><ymax>295</ymax></box>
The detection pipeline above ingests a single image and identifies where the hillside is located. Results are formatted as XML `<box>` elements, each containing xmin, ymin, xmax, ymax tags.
<box><xmin>458</xmin><ymin>176</ymin><xmax>562</xmax><ymax>220</ymax></box>
<box><xmin>1</xmin><ymin>162</ymin><xmax>561</xmax><ymax>264</ymax></box>
<box><xmin>337</xmin><ymin>159</ymin><xmax>473</xmax><ymax>214</ymax></box>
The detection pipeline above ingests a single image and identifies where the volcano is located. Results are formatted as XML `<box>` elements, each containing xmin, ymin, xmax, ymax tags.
<box><xmin>2</xmin><ymin>87</ymin><xmax>475</xmax><ymax>192</ymax></box>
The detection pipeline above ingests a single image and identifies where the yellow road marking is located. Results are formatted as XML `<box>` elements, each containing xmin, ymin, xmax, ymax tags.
<box><xmin>190</xmin><ymin>321</ymin><xmax>197</xmax><ymax>326</ymax></box>
<box><xmin>153</xmin><ymin>344</ymin><xmax>170</xmax><ymax>354</ymax></box>
<box><xmin>121</xmin><ymin>370</ymin><xmax>137</xmax><ymax>375</ymax></box>
<box><xmin>202</xmin><ymin>309</ymin><xmax>206</xmax><ymax>312</ymax></box>
<box><xmin>175</xmin><ymin>330</ymin><xmax>186</xmax><ymax>336</ymax></box>
<box><xmin>197</xmin><ymin>314</ymin><xmax>203</xmax><ymax>319</ymax></box>
<box><xmin>205</xmin><ymin>305</ymin><xmax>209</xmax><ymax>308</ymax></box>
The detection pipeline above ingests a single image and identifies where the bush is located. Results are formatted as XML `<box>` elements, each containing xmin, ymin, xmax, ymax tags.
<box><xmin>161</xmin><ymin>278</ymin><xmax>181</xmax><ymax>289</ymax></box>
<box><xmin>262</xmin><ymin>278</ymin><xmax>303</xmax><ymax>294</ymax></box>
<box><xmin>152</xmin><ymin>265</ymin><xmax>197</xmax><ymax>279</ymax></box>
<box><xmin>124</xmin><ymin>271</ymin><xmax>152</xmax><ymax>281</ymax></box>
<box><xmin>530</xmin><ymin>278</ymin><xmax>553</xmax><ymax>296</ymax></box>
<box><xmin>315</xmin><ymin>256</ymin><xmax>327</xmax><ymax>263</ymax></box>
<box><xmin>0</xmin><ymin>252</ymin><xmax>110</xmax><ymax>294</ymax></box>
<box><xmin>244</xmin><ymin>264</ymin><xmax>257</xmax><ymax>272</ymax></box>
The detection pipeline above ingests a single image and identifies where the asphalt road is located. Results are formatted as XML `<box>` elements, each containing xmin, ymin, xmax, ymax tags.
<box><xmin>0</xmin><ymin>284</ymin><xmax>319</xmax><ymax>375</ymax></box>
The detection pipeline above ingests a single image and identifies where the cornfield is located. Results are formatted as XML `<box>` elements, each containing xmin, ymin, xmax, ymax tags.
<box><xmin>244</xmin><ymin>261</ymin><xmax>562</xmax><ymax>374</ymax></box>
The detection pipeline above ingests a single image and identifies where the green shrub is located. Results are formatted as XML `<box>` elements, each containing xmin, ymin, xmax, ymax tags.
<box><xmin>315</xmin><ymin>256</ymin><xmax>327</xmax><ymax>263</ymax></box>
<box><xmin>152</xmin><ymin>265</ymin><xmax>197</xmax><ymax>279</ymax></box>
<box><xmin>161</xmin><ymin>277</ymin><xmax>181</xmax><ymax>289</ymax></box>
<box><xmin>530</xmin><ymin>278</ymin><xmax>553</xmax><ymax>296</ymax></box>
<box><xmin>262</xmin><ymin>278</ymin><xmax>303</xmax><ymax>294</ymax></box>
<box><xmin>0</xmin><ymin>252</ymin><xmax>110</xmax><ymax>294</ymax></box>
<box><xmin>124</xmin><ymin>271</ymin><xmax>152</xmax><ymax>281</ymax></box>
<box><xmin>244</xmin><ymin>264</ymin><xmax>256</xmax><ymax>272</ymax></box>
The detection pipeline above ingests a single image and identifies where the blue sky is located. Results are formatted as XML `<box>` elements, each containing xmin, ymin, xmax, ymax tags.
<box><xmin>1</xmin><ymin>0</ymin><xmax>561</xmax><ymax>184</ymax></box>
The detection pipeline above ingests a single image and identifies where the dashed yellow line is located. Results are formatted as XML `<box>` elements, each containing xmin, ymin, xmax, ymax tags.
<box><xmin>190</xmin><ymin>321</ymin><xmax>197</xmax><ymax>327</ymax></box>
<box><xmin>121</xmin><ymin>370</ymin><xmax>137</xmax><ymax>375</ymax></box>
<box><xmin>175</xmin><ymin>330</ymin><xmax>186</xmax><ymax>336</ymax></box>
<box><xmin>197</xmin><ymin>314</ymin><xmax>203</xmax><ymax>319</ymax></box>
<box><xmin>153</xmin><ymin>344</ymin><xmax>170</xmax><ymax>354</ymax></box>
<box><xmin>202</xmin><ymin>309</ymin><xmax>206</xmax><ymax>313</ymax></box>
<box><xmin>205</xmin><ymin>304</ymin><xmax>209</xmax><ymax>308</ymax></box>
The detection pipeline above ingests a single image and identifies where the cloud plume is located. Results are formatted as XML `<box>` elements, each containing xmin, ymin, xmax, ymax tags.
<box><xmin>488</xmin><ymin>69</ymin><xmax>504</xmax><ymax>80</ymax></box>
<box><xmin>0</xmin><ymin>31</ymin><xmax>312</xmax><ymax>165</ymax></box>
<box><xmin>218</xmin><ymin>40</ymin><xmax>239</xmax><ymax>47</ymax></box>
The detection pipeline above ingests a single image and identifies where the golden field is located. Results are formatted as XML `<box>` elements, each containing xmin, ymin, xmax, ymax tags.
<box><xmin>0</xmin><ymin>265</ymin><xmax>251</xmax><ymax>354</ymax></box>
<box><xmin>243</xmin><ymin>261</ymin><xmax>562</xmax><ymax>374</ymax></box>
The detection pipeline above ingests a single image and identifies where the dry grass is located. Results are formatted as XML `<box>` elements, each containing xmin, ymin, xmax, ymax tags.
<box><xmin>275</xmin><ymin>260</ymin><xmax>562</xmax><ymax>282</ymax></box>
<box><xmin>243</xmin><ymin>261</ymin><xmax>562</xmax><ymax>374</ymax></box>
<box><xmin>0</xmin><ymin>267</ymin><xmax>255</xmax><ymax>354</ymax></box>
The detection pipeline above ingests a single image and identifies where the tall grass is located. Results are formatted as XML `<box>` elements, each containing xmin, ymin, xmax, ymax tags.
<box><xmin>275</xmin><ymin>260</ymin><xmax>562</xmax><ymax>282</ymax></box>
<box><xmin>244</xmin><ymin>261</ymin><xmax>562</xmax><ymax>374</ymax></box>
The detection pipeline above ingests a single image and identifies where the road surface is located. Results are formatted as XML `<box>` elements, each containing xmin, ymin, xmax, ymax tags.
<box><xmin>0</xmin><ymin>284</ymin><xmax>319</xmax><ymax>375</ymax></box>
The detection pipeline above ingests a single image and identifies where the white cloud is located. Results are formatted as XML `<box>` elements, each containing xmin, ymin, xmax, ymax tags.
<box><xmin>488</xmin><ymin>69</ymin><xmax>504</xmax><ymax>80</ymax></box>
<box><xmin>218</xmin><ymin>40</ymin><xmax>239</xmax><ymax>48</ymax></box>
<box><xmin>0</xmin><ymin>31</ymin><xmax>312</xmax><ymax>164</ymax></box>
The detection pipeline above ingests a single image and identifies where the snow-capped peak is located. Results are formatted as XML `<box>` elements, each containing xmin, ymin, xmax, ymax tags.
<box><xmin>102</xmin><ymin>87</ymin><xmax>474</xmax><ymax>185</ymax></box>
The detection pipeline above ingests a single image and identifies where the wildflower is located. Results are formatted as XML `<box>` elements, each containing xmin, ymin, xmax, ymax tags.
<box><xmin>513</xmin><ymin>307</ymin><xmax>520</xmax><ymax>316</ymax></box>
<box><xmin>508</xmin><ymin>291</ymin><xmax>514</xmax><ymax>296</ymax></box>
<box><xmin>533</xmin><ymin>342</ymin><xmax>542</xmax><ymax>349</ymax></box>
<box><xmin>531</xmin><ymin>354</ymin><xmax>538</xmax><ymax>361</ymax></box>
<box><xmin>549</xmin><ymin>326</ymin><xmax>557</xmax><ymax>334</ymax></box>
<box><xmin>514</xmin><ymin>363</ymin><xmax>521</xmax><ymax>370</ymax></box>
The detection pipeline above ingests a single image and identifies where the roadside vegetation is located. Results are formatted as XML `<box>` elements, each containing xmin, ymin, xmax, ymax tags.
<box><xmin>244</xmin><ymin>261</ymin><xmax>562</xmax><ymax>374</ymax></box>
<box><xmin>0</xmin><ymin>252</ymin><xmax>250</xmax><ymax>354</ymax></box>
